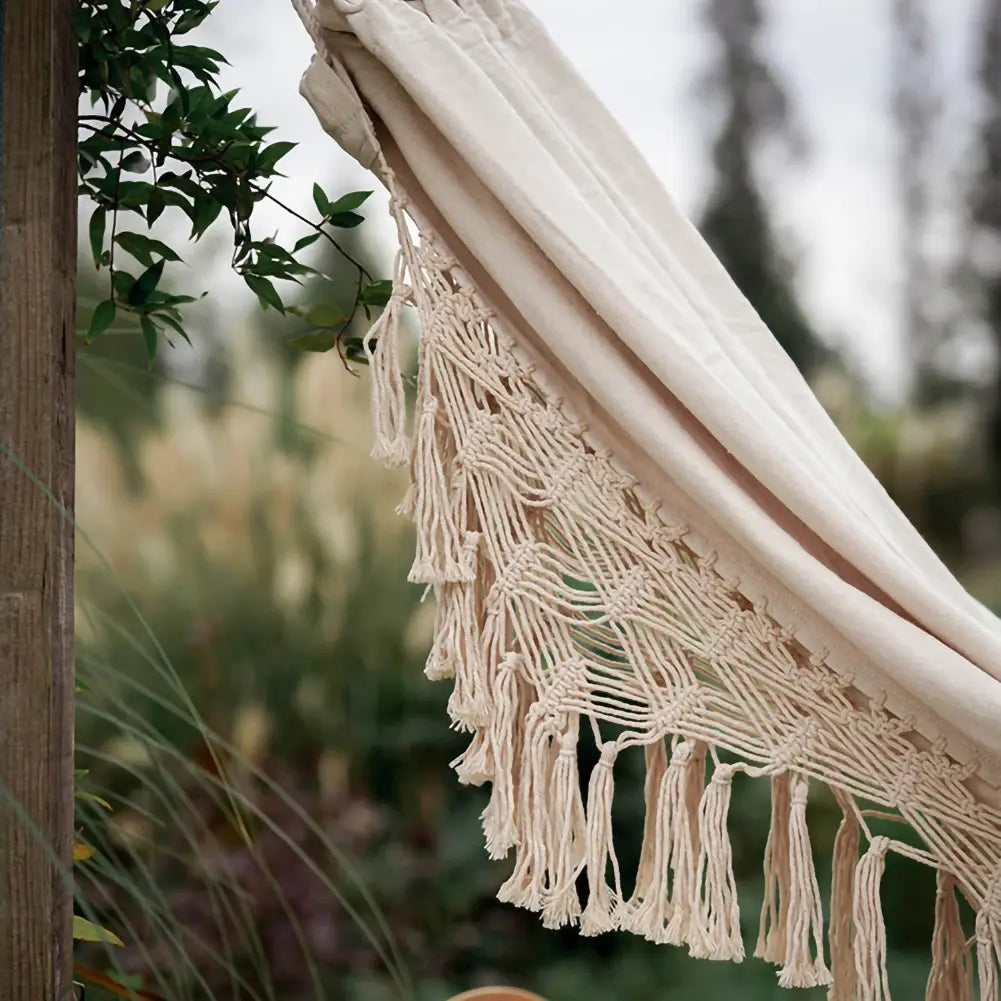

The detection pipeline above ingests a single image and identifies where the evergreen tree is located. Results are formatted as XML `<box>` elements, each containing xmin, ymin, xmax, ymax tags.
<box><xmin>697</xmin><ymin>0</ymin><xmax>827</xmax><ymax>377</ymax></box>
<box><xmin>890</xmin><ymin>0</ymin><xmax>940</xmax><ymax>404</ymax></box>
<box><xmin>970</xmin><ymin>0</ymin><xmax>1001</xmax><ymax>472</ymax></box>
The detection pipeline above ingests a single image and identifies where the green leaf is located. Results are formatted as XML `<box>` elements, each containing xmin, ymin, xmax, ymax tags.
<box><xmin>129</xmin><ymin>259</ymin><xmax>165</xmax><ymax>307</ymax></box>
<box><xmin>121</xmin><ymin>150</ymin><xmax>150</xmax><ymax>174</ymax></box>
<box><xmin>306</xmin><ymin>303</ymin><xmax>346</xmax><ymax>328</ymax></box>
<box><xmin>258</xmin><ymin>141</ymin><xmax>296</xmax><ymax>172</ymax></box>
<box><xmin>286</xmin><ymin>330</ymin><xmax>337</xmax><ymax>353</ymax></box>
<box><xmin>140</xmin><ymin>316</ymin><xmax>158</xmax><ymax>363</ymax></box>
<box><xmin>293</xmin><ymin>232</ymin><xmax>322</xmax><ymax>252</ymax></box>
<box><xmin>360</xmin><ymin>279</ymin><xmax>394</xmax><ymax>308</ymax></box>
<box><xmin>244</xmin><ymin>274</ymin><xmax>285</xmax><ymax>313</ymax></box>
<box><xmin>327</xmin><ymin>190</ymin><xmax>372</xmax><ymax>214</ymax></box>
<box><xmin>72</xmin><ymin>916</ymin><xmax>124</xmax><ymax>947</ymax></box>
<box><xmin>115</xmin><ymin>232</ymin><xmax>181</xmax><ymax>268</ymax></box>
<box><xmin>89</xmin><ymin>207</ymin><xmax>107</xmax><ymax>268</ymax></box>
<box><xmin>86</xmin><ymin>300</ymin><xmax>116</xmax><ymax>342</ymax></box>
<box><xmin>153</xmin><ymin>310</ymin><xmax>192</xmax><ymax>346</ymax></box>
<box><xmin>112</xmin><ymin>271</ymin><xmax>136</xmax><ymax>299</ymax></box>
<box><xmin>328</xmin><ymin>211</ymin><xmax>364</xmax><ymax>229</ymax></box>
<box><xmin>312</xmin><ymin>183</ymin><xmax>331</xmax><ymax>218</ymax></box>
<box><xmin>147</xmin><ymin>186</ymin><xmax>166</xmax><ymax>225</ymax></box>
<box><xmin>191</xmin><ymin>195</ymin><xmax>223</xmax><ymax>239</ymax></box>
<box><xmin>75</xmin><ymin>790</ymin><xmax>113</xmax><ymax>812</ymax></box>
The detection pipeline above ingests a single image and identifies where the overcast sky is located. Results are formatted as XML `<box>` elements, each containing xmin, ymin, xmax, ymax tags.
<box><xmin>198</xmin><ymin>0</ymin><xmax>988</xmax><ymax>400</ymax></box>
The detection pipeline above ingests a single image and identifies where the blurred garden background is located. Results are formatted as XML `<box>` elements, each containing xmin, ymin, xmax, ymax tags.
<box><xmin>71</xmin><ymin>0</ymin><xmax>1001</xmax><ymax>998</ymax></box>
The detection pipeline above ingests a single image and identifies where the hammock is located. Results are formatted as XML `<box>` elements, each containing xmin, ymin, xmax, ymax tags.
<box><xmin>291</xmin><ymin>0</ymin><xmax>1001</xmax><ymax>995</ymax></box>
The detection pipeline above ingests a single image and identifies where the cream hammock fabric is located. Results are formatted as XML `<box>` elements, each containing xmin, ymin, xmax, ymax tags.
<box><xmin>290</xmin><ymin>0</ymin><xmax>1001</xmax><ymax>995</ymax></box>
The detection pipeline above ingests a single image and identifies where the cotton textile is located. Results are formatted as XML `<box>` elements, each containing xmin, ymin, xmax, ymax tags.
<box><xmin>292</xmin><ymin>0</ymin><xmax>1001</xmax><ymax>994</ymax></box>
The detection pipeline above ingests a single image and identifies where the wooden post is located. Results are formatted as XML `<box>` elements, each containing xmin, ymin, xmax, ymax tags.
<box><xmin>0</xmin><ymin>1</ymin><xmax>78</xmax><ymax>999</ymax></box>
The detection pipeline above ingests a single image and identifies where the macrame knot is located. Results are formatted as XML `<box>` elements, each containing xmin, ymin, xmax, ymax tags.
<box><xmin>456</xmin><ymin>411</ymin><xmax>503</xmax><ymax>469</ymax></box>
<box><xmin>598</xmin><ymin>742</ymin><xmax>618</xmax><ymax>768</ymax></box>
<box><xmin>542</xmin><ymin>451</ymin><xmax>590</xmax><ymax>507</ymax></box>
<box><xmin>713</xmin><ymin>763</ymin><xmax>735</xmax><ymax>786</ymax></box>
<box><xmin>704</xmin><ymin>609</ymin><xmax>743</xmax><ymax>659</ymax></box>
<box><xmin>603</xmin><ymin>565</ymin><xmax>650</xmax><ymax>621</ymax></box>
<box><xmin>774</xmin><ymin>623</ymin><xmax>797</xmax><ymax>645</ymax></box>
<box><xmin>490</xmin><ymin>541</ymin><xmax>543</xmax><ymax>603</ymax></box>
<box><xmin>770</xmin><ymin>721</ymin><xmax>814</xmax><ymax>771</ymax></box>
<box><xmin>806</xmin><ymin>646</ymin><xmax>831</xmax><ymax>669</ymax></box>
<box><xmin>653</xmin><ymin>684</ymin><xmax>701</xmax><ymax>732</ymax></box>
<box><xmin>889</xmin><ymin>762</ymin><xmax>919</xmax><ymax>809</ymax></box>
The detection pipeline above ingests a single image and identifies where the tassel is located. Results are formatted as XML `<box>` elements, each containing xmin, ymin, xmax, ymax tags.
<box><xmin>541</xmin><ymin>718</ymin><xmax>586</xmax><ymax>929</ymax></box>
<box><xmin>435</xmin><ymin>582</ymin><xmax>488</xmax><ymax>731</ymax></box>
<box><xmin>926</xmin><ymin>871</ymin><xmax>973</xmax><ymax>1001</ymax></box>
<box><xmin>853</xmin><ymin>835</ymin><xmax>892</xmax><ymax>1001</ymax></box>
<box><xmin>408</xmin><ymin>396</ymin><xmax>477</xmax><ymax>584</ymax></box>
<box><xmin>630</xmin><ymin>739</ymin><xmax>695</xmax><ymax>943</ymax></box>
<box><xmin>665</xmin><ymin>739</ymin><xmax>704</xmax><ymax>947</ymax></box>
<box><xmin>633</xmin><ymin>740</ymin><xmax>669</xmax><ymax>904</ymax></box>
<box><xmin>756</xmin><ymin>772</ymin><xmax>791</xmax><ymax>965</ymax></box>
<box><xmin>451</xmin><ymin>728</ymin><xmax>492</xmax><ymax>786</ymax></box>
<box><xmin>482</xmin><ymin>654</ymin><xmax>521</xmax><ymax>859</ymax></box>
<box><xmin>498</xmin><ymin>710</ymin><xmax>552</xmax><ymax>912</ymax></box>
<box><xmin>364</xmin><ymin>281</ymin><xmax>410</xmax><ymax>467</ymax></box>
<box><xmin>626</xmin><ymin>739</ymin><xmax>669</xmax><ymax>936</ymax></box>
<box><xmin>778</xmin><ymin>775</ymin><xmax>832</xmax><ymax>988</ymax></box>
<box><xmin>977</xmin><ymin>911</ymin><xmax>1000</xmax><ymax>1001</ymax></box>
<box><xmin>580</xmin><ymin>742</ymin><xmax>622</xmax><ymax>936</ymax></box>
<box><xmin>828</xmin><ymin>790</ymin><xmax>860</xmax><ymax>1001</ymax></box>
<box><xmin>689</xmin><ymin>763</ymin><xmax>744</xmax><ymax>962</ymax></box>
<box><xmin>395</xmin><ymin>482</ymin><xmax>416</xmax><ymax>518</ymax></box>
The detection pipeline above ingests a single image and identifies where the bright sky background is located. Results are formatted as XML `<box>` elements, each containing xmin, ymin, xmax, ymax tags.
<box><xmin>196</xmin><ymin>0</ymin><xmax>988</xmax><ymax>400</ymax></box>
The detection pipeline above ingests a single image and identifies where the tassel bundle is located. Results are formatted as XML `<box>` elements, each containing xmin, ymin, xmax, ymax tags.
<box><xmin>853</xmin><ymin>836</ymin><xmax>892</xmax><ymax>1001</ymax></box>
<box><xmin>926</xmin><ymin>871</ymin><xmax>973</xmax><ymax>1001</ymax></box>
<box><xmin>689</xmin><ymin>763</ymin><xmax>743</xmax><ymax>962</ymax></box>
<box><xmin>580</xmin><ymin>742</ymin><xmax>622</xmax><ymax>936</ymax></box>
<box><xmin>777</xmin><ymin>775</ymin><xmax>831</xmax><ymax>988</ymax></box>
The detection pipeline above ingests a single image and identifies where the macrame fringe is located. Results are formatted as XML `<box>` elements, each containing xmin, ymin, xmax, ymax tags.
<box><xmin>481</xmin><ymin>653</ymin><xmax>521</xmax><ymax>859</ymax></box>
<box><xmin>756</xmin><ymin>772</ymin><xmax>791</xmax><ymax>965</ymax></box>
<box><xmin>666</xmin><ymin>739</ymin><xmax>705</xmax><ymax>947</ymax></box>
<box><xmin>633</xmin><ymin>740</ymin><xmax>668</xmax><ymax>907</ymax></box>
<box><xmin>541</xmin><ymin>717</ymin><xmax>586</xmax><ymax>929</ymax></box>
<box><xmin>497</xmin><ymin>710</ymin><xmax>552</xmax><ymax>912</ymax></box>
<box><xmin>689</xmin><ymin>763</ymin><xmax>743</xmax><ymax>962</ymax></box>
<box><xmin>977</xmin><ymin>911</ymin><xmax>1000</xmax><ymax>1001</ymax></box>
<box><xmin>926</xmin><ymin>871</ymin><xmax>973</xmax><ymax>1001</ymax></box>
<box><xmin>828</xmin><ymin>790</ymin><xmax>860</xmax><ymax>1001</ymax></box>
<box><xmin>580</xmin><ymin>742</ymin><xmax>622</xmax><ymax>936</ymax></box>
<box><xmin>364</xmin><ymin>274</ymin><xmax>410</xmax><ymax>466</ymax></box>
<box><xmin>451</xmin><ymin>728</ymin><xmax>492</xmax><ymax>786</ymax></box>
<box><xmin>352</xmin><ymin>204</ymin><xmax>997</xmax><ymax>993</ymax></box>
<box><xmin>777</xmin><ymin>775</ymin><xmax>832</xmax><ymax>988</ymax></box>
<box><xmin>408</xmin><ymin>396</ymin><xmax>478</xmax><ymax>584</ymax></box>
<box><xmin>853</xmin><ymin>836</ymin><xmax>892</xmax><ymax>1001</ymax></box>
<box><xmin>627</xmin><ymin>739</ymin><xmax>672</xmax><ymax>941</ymax></box>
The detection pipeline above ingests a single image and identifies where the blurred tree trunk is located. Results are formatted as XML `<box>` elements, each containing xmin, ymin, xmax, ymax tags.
<box><xmin>0</xmin><ymin>1</ymin><xmax>77</xmax><ymax>999</ymax></box>
<box><xmin>696</xmin><ymin>0</ymin><xmax>827</xmax><ymax>378</ymax></box>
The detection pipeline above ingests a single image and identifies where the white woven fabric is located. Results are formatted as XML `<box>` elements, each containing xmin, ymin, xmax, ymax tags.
<box><xmin>292</xmin><ymin>0</ymin><xmax>1001</xmax><ymax>994</ymax></box>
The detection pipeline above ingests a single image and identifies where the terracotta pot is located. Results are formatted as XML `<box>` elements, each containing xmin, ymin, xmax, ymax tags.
<box><xmin>446</xmin><ymin>990</ymin><xmax>547</xmax><ymax>1001</ymax></box>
